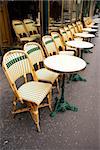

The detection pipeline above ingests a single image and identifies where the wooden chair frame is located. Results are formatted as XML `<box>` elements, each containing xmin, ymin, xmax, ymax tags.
<box><xmin>42</xmin><ymin>35</ymin><xmax>59</xmax><ymax>56</ymax></box>
<box><xmin>68</xmin><ymin>25</ymin><xmax>76</xmax><ymax>39</ymax></box>
<box><xmin>64</xmin><ymin>27</ymin><xmax>74</xmax><ymax>40</ymax></box>
<box><xmin>72</xmin><ymin>23</ymin><xmax>79</xmax><ymax>33</ymax></box>
<box><xmin>2</xmin><ymin>50</ymin><xmax>52</xmax><ymax>132</ymax></box>
<box><xmin>24</xmin><ymin>41</ymin><xmax>60</xmax><ymax>93</ymax></box>
<box><xmin>12</xmin><ymin>20</ymin><xmax>35</xmax><ymax>43</ymax></box>
<box><xmin>51</xmin><ymin>32</ymin><xmax>65</xmax><ymax>51</ymax></box>
<box><xmin>23</xmin><ymin>19</ymin><xmax>40</xmax><ymax>40</ymax></box>
<box><xmin>59</xmin><ymin>28</ymin><xmax>68</xmax><ymax>43</ymax></box>
<box><xmin>51</xmin><ymin>31</ymin><xmax>76</xmax><ymax>55</ymax></box>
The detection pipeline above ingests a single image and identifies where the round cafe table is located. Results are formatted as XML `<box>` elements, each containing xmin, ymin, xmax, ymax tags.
<box><xmin>87</xmin><ymin>25</ymin><xmax>98</xmax><ymax>29</ymax></box>
<box><xmin>66</xmin><ymin>40</ymin><xmax>94</xmax><ymax>49</ymax></box>
<box><xmin>75</xmin><ymin>32</ymin><xmax>95</xmax><ymax>38</ymax></box>
<box><xmin>44</xmin><ymin>55</ymin><xmax>86</xmax><ymax>116</ymax></box>
<box><xmin>66</xmin><ymin>40</ymin><xmax>94</xmax><ymax>58</ymax></box>
<box><xmin>82</xmin><ymin>28</ymin><xmax>97</xmax><ymax>33</ymax></box>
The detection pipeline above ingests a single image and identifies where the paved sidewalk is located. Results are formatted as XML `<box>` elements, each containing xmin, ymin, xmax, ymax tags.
<box><xmin>0</xmin><ymin>24</ymin><xmax>100</xmax><ymax>150</ymax></box>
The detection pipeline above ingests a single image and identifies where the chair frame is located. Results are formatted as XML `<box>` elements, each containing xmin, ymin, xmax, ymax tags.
<box><xmin>12</xmin><ymin>20</ymin><xmax>29</xmax><ymax>42</ymax></box>
<box><xmin>42</xmin><ymin>35</ymin><xmax>59</xmax><ymax>56</ymax></box>
<box><xmin>24</xmin><ymin>42</ymin><xmax>60</xmax><ymax>93</ymax></box>
<box><xmin>59</xmin><ymin>28</ymin><xmax>68</xmax><ymax>43</ymax></box>
<box><xmin>68</xmin><ymin>25</ymin><xmax>76</xmax><ymax>39</ymax></box>
<box><xmin>64</xmin><ymin>26</ymin><xmax>74</xmax><ymax>40</ymax></box>
<box><xmin>23</xmin><ymin>19</ymin><xmax>40</xmax><ymax>39</ymax></box>
<box><xmin>51</xmin><ymin>32</ymin><xmax>65</xmax><ymax>51</ymax></box>
<box><xmin>2</xmin><ymin>50</ymin><xmax>52</xmax><ymax>132</ymax></box>
<box><xmin>51</xmin><ymin>31</ymin><xmax>76</xmax><ymax>55</ymax></box>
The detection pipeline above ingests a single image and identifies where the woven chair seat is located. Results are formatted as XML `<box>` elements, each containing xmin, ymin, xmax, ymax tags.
<box><xmin>18</xmin><ymin>81</ymin><xmax>52</xmax><ymax>105</ymax></box>
<box><xmin>30</xmin><ymin>34</ymin><xmax>41</xmax><ymax>39</ymax></box>
<box><xmin>67</xmin><ymin>46</ymin><xmax>77</xmax><ymax>51</ymax></box>
<box><xmin>59</xmin><ymin>50</ymin><xmax>74</xmax><ymax>56</ymax></box>
<box><xmin>36</xmin><ymin>68</ymin><xmax>59</xmax><ymax>84</ymax></box>
<box><xmin>20</xmin><ymin>37</ymin><xmax>35</xmax><ymax>42</ymax></box>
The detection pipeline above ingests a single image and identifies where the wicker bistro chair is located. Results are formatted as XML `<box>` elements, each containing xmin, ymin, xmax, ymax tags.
<box><xmin>23</xmin><ymin>19</ymin><xmax>41</xmax><ymax>41</ymax></box>
<box><xmin>76</xmin><ymin>21</ymin><xmax>89</xmax><ymax>33</ymax></box>
<box><xmin>76</xmin><ymin>21</ymin><xmax>83</xmax><ymax>33</ymax></box>
<box><xmin>68</xmin><ymin>25</ymin><xmax>83</xmax><ymax>41</ymax></box>
<box><xmin>24</xmin><ymin>42</ymin><xmax>59</xmax><ymax>93</ymax></box>
<box><xmin>42</xmin><ymin>35</ymin><xmax>58</xmax><ymax>56</ymax></box>
<box><xmin>51</xmin><ymin>32</ymin><xmax>76</xmax><ymax>56</ymax></box>
<box><xmin>64</xmin><ymin>26</ymin><xmax>74</xmax><ymax>40</ymax></box>
<box><xmin>2</xmin><ymin>50</ymin><xmax>53</xmax><ymax>132</ymax></box>
<box><xmin>68</xmin><ymin>25</ymin><xmax>77</xmax><ymax>39</ymax></box>
<box><xmin>59</xmin><ymin>28</ymin><xmax>70</xmax><ymax>42</ymax></box>
<box><xmin>72</xmin><ymin>23</ymin><xmax>79</xmax><ymax>33</ymax></box>
<box><xmin>84</xmin><ymin>17</ymin><xmax>94</xmax><ymax>28</ymax></box>
<box><xmin>12</xmin><ymin>20</ymin><xmax>35</xmax><ymax>43</ymax></box>
<box><xmin>87</xmin><ymin>17</ymin><xmax>98</xmax><ymax>26</ymax></box>
<box><xmin>59</xmin><ymin>28</ymin><xmax>77</xmax><ymax>55</ymax></box>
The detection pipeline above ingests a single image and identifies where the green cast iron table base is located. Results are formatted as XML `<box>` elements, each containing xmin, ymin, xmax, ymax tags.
<box><xmin>83</xmin><ymin>49</ymin><xmax>93</xmax><ymax>53</ymax></box>
<box><xmin>50</xmin><ymin>74</ymin><xmax>78</xmax><ymax>117</ymax></box>
<box><xmin>50</xmin><ymin>98</ymin><xmax>78</xmax><ymax>117</ymax></box>
<box><xmin>67</xmin><ymin>73</ymin><xmax>87</xmax><ymax>83</ymax></box>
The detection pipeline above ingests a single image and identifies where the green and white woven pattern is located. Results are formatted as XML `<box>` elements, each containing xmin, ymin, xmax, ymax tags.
<box><xmin>24</xmin><ymin>42</ymin><xmax>43</xmax><ymax>66</ymax></box>
<box><xmin>51</xmin><ymin>32</ymin><xmax>64</xmax><ymax>50</ymax></box>
<box><xmin>23</xmin><ymin>19</ymin><xmax>40</xmax><ymax>39</ymax></box>
<box><xmin>59</xmin><ymin>28</ymin><xmax>68</xmax><ymax>42</ymax></box>
<box><xmin>12</xmin><ymin>20</ymin><xmax>28</xmax><ymax>35</ymax></box>
<box><xmin>42</xmin><ymin>36</ymin><xmax>57</xmax><ymax>55</ymax></box>
<box><xmin>24</xmin><ymin>42</ymin><xmax>59</xmax><ymax>84</ymax></box>
<box><xmin>4</xmin><ymin>51</ymin><xmax>32</xmax><ymax>82</ymax></box>
<box><xmin>23</xmin><ymin>19</ymin><xmax>38</xmax><ymax>34</ymax></box>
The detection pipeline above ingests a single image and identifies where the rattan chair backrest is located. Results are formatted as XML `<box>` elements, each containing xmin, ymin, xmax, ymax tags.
<box><xmin>42</xmin><ymin>35</ymin><xmax>58</xmax><ymax>56</ymax></box>
<box><xmin>72</xmin><ymin>23</ymin><xmax>78</xmax><ymax>33</ymax></box>
<box><xmin>84</xmin><ymin>17</ymin><xmax>91</xmax><ymax>26</ymax></box>
<box><xmin>51</xmin><ymin>32</ymin><xmax>65</xmax><ymax>50</ymax></box>
<box><xmin>78</xmin><ymin>21</ymin><xmax>83</xmax><ymax>32</ymax></box>
<box><xmin>64</xmin><ymin>26</ymin><xmax>73</xmax><ymax>40</ymax></box>
<box><xmin>88</xmin><ymin>17</ymin><xmax>92</xmax><ymax>24</ymax></box>
<box><xmin>68</xmin><ymin>25</ymin><xmax>75</xmax><ymax>38</ymax></box>
<box><xmin>59</xmin><ymin>28</ymin><xmax>68</xmax><ymax>43</ymax></box>
<box><xmin>76</xmin><ymin>22</ymin><xmax>81</xmax><ymax>32</ymax></box>
<box><xmin>23</xmin><ymin>19</ymin><xmax>38</xmax><ymax>35</ymax></box>
<box><xmin>2</xmin><ymin>50</ymin><xmax>37</xmax><ymax>94</ymax></box>
<box><xmin>12</xmin><ymin>20</ymin><xmax>29</xmax><ymax>39</ymax></box>
<box><xmin>24</xmin><ymin>42</ymin><xmax>44</xmax><ymax>68</ymax></box>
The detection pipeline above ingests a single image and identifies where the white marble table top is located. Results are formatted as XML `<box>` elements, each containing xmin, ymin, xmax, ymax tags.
<box><xmin>91</xmin><ymin>25</ymin><xmax>98</xmax><ymax>28</ymax></box>
<box><xmin>66</xmin><ymin>40</ymin><xmax>94</xmax><ymax>49</ymax></box>
<box><xmin>87</xmin><ymin>24</ymin><xmax>98</xmax><ymax>28</ymax></box>
<box><xmin>75</xmin><ymin>32</ymin><xmax>95</xmax><ymax>38</ymax></box>
<box><xmin>44</xmin><ymin>55</ymin><xmax>86</xmax><ymax>73</ymax></box>
<box><xmin>93</xmin><ymin>18</ymin><xmax>100</xmax><ymax>24</ymax></box>
<box><xmin>82</xmin><ymin>28</ymin><xmax>97</xmax><ymax>32</ymax></box>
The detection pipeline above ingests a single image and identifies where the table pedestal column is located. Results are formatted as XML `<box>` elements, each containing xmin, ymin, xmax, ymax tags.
<box><xmin>82</xmin><ymin>37</ymin><xmax>93</xmax><ymax>54</ymax></box>
<box><xmin>50</xmin><ymin>74</ymin><xmax>78</xmax><ymax>117</ymax></box>
<box><xmin>67</xmin><ymin>48</ymin><xmax>87</xmax><ymax>82</ymax></box>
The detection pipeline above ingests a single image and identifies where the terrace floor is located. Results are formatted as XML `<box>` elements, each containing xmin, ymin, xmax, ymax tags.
<box><xmin>0</xmin><ymin>21</ymin><xmax>100</xmax><ymax>150</ymax></box>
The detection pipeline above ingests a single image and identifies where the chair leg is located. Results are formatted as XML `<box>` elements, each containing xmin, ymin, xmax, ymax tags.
<box><xmin>56</xmin><ymin>78</ymin><xmax>60</xmax><ymax>95</ymax></box>
<box><xmin>12</xmin><ymin>96</ymin><xmax>17</xmax><ymax>118</ymax></box>
<box><xmin>30</xmin><ymin>103</ymin><xmax>40</xmax><ymax>132</ymax></box>
<box><xmin>47</xmin><ymin>90</ymin><xmax>52</xmax><ymax>111</ymax></box>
